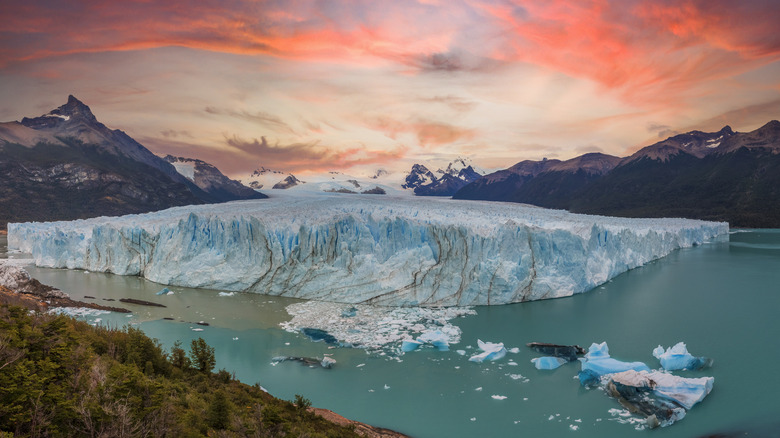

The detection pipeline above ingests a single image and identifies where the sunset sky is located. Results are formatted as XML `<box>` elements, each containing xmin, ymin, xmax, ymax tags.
<box><xmin>2</xmin><ymin>0</ymin><xmax>780</xmax><ymax>176</ymax></box>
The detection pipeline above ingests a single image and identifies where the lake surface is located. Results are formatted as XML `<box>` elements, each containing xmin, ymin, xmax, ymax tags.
<box><xmin>3</xmin><ymin>230</ymin><xmax>779</xmax><ymax>437</ymax></box>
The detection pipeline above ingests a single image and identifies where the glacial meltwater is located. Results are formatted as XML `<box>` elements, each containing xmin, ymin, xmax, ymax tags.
<box><xmin>2</xmin><ymin>230</ymin><xmax>779</xmax><ymax>437</ymax></box>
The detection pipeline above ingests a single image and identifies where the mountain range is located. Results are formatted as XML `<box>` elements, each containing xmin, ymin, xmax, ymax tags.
<box><xmin>402</xmin><ymin>157</ymin><xmax>484</xmax><ymax>196</ymax></box>
<box><xmin>454</xmin><ymin>121</ymin><xmax>780</xmax><ymax>227</ymax></box>
<box><xmin>0</xmin><ymin>96</ymin><xmax>264</xmax><ymax>230</ymax></box>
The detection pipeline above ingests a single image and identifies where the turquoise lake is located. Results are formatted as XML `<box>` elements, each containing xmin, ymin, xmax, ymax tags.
<box><xmin>3</xmin><ymin>230</ymin><xmax>779</xmax><ymax>437</ymax></box>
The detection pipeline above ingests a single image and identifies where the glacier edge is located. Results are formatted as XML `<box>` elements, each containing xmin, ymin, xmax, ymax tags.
<box><xmin>7</xmin><ymin>196</ymin><xmax>728</xmax><ymax>306</ymax></box>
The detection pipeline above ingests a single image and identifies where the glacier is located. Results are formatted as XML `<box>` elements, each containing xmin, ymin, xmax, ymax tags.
<box><xmin>7</xmin><ymin>194</ymin><xmax>728</xmax><ymax>306</ymax></box>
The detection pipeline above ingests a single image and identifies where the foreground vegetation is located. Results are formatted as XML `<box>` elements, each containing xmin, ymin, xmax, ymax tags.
<box><xmin>0</xmin><ymin>303</ymin><xmax>363</xmax><ymax>437</ymax></box>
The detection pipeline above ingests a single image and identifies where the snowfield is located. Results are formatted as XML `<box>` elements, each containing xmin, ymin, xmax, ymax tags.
<box><xmin>8</xmin><ymin>194</ymin><xmax>728</xmax><ymax>306</ymax></box>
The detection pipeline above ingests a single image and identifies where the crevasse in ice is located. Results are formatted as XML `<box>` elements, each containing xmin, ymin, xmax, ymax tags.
<box><xmin>7</xmin><ymin>195</ymin><xmax>728</xmax><ymax>306</ymax></box>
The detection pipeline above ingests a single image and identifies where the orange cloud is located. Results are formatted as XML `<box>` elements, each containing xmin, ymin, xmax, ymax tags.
<box><xmin>366</xmin><ymin>116</ymin><xmax>475</xmax><ymax>147</ymax></box>
<box><xmin>479</xmin><ymin>0</ymin><xmax>780</xmax><ymax>102</ymax></box>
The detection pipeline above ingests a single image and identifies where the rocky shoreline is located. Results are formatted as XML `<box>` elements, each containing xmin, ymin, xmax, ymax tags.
<box><xmin>0</xmin><ymin>261</ymin><xmax>129</xmax><ymax>313</ymax></box>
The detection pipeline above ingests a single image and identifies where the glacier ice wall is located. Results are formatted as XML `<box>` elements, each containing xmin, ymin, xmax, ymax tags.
<box><xmin>7</xmin><ymin>195</ymin><xmax>728</xmax><ymax>306</ymax></box>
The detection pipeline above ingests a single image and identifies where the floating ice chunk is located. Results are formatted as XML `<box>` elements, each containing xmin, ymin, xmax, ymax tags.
<box><xmin>192</xmin><ymin>328</ymin><xmax>204</xmax><ymax>332</ymax></box>
<box><xmin>579</xmin><ymin>342</ymin><xmax>649</xmax><ymax>380</ymax></box>
<box><xmin>321</xmin><ymin>356</ymin><xmax>337</xmax><ymax>368</ymax></box>
<box><xmin>156</xmin><ymin>287</ymin><xmax>170</xmax><ymax>295</ymax></box>
<box><xmin>610</xmin><ymin>370</ymin><xmax>714</xmax><ymax>410</ymax></box>
<box><xmin>652</xmin><ymin>342</ymin><xmax>712</xmax><ymax>371</ymax></box>
<box><xmin>508</xmin><ymin>347</ymin><xmax>520</xmax><ymax>353</ymax></box>
<box><xmin>456</xmin><ymin>350</ymin><xmax>466</xmax><ymax>356</ymax></box>
<box><xmin>401</xmin><ymin>339</ymin><xmax>423</xmax><ymax>352</ymax></box>
<box><xmin>569</xmin><ymin>424</ymin><xmax>579</xmax><ymax>431</ymax></box>
<box><xmin>532</xmin><ymin>356</ymin><xmax>567</xmax><ymax>370</ymax></box>
<box><xmin>469</xmin><ymin>339</ymin><xmax>507</xmax><ymax>362</ymax></box>
<box><xmin>218</xmin><ymin>291</ymin><xmax>235</xmax><ymax>297</ymax></box>
<box><xmin>491</xmin><ymin>395</ymin><xmax>507</xmax><ymax>400</ymax></box>
<box><xmin>418</xmin><ymin>329</ymin><xmax>450</xmax><ymax>351</ymax></box>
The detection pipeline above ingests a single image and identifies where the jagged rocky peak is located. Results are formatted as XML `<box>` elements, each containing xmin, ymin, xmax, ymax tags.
<box><xmin>402</xmin><ymin>164</ymin><xmax>436</xmax><ymax>189</ymax></box>
<box><xmin>251</xmin><ymin>166</ymin><xmax>285</xmax><ymax>177</ymax></box>
<box><xmin>273</xmin><ymin>175</ymin><xmax>302</xmax><ymax>189</ymax></box>
<box><xmin>370</xmin><ymin>168</ymin><xmax>389</xmax><ymax>179</ymax></box>
<box><xmin>21</xmin><ymin>95</ymin><xmax>98</xmax><ymax>129</ymax></box>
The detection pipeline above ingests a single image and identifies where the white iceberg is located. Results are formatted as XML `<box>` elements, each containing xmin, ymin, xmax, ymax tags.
<box><xmin>652</xmin><ymin>342</ymin><xmax>712</xmax><ymax>371</ymax></box>
<box><xmin>7</xmin><ymin>195</ymin><xmax>727</xmax><ymax>306</ymax></box>
<box><xmin>580</xmin><ymin>342</ymin><xmax>649</xmax><ymax>377</ymax></box>
<box><xmin>532</xmin><ymin>356</ymin><xmax>567</xmax><ymax>370</ymax></box>
<box><xmin>417</xmin><ymin>329</ymin><xmax>450</xmax><ymax>351</ymax></box>
<box><xmin>320</xmin><ymin>356</ymin><xmax>337</xmax><ymax>368</ymax></box>
<box><xmin>469</xmin><ymin>339</ymin><xmax>507</xmax><ymax>362</ymax></box>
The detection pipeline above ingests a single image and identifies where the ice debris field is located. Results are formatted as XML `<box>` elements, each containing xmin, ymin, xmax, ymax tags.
<box><xmin>8</xmin><ymin>194</ymin><xmax>727</xmax><ymax>306</ymax></box>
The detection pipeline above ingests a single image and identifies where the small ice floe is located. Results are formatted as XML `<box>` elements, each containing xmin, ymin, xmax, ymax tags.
<box><xmin>192</xmin><ymin>328</ymin><xmax>204</xmax><ymax>332</ymax></box>
<box><xmin>321</xmin><ymin>356</ymin><xmax>337</xmax><ymax>368</ymax></box>
<box><xmin>578</xmin><ymin>342</ymin><xmax>649</xmax><ymax>386</ymax></box>
<box><xmin>652</xmin><ymin>342</ymin><xmax>712</xmax><ymax>371</ymax></box>
<box><xmin>470</xmin><ymin>418</ymin><xmax>476</xmax><ymax>422</ymax></box>
<box><xmin>508</xmin><ymin>347</ymin><xmax>520</xmax><ymax>354</ymax></box>
<box><xmin>232</xmin><ymin>337</ymin><xmax>239</xmax><ymax>341</ymax></box>
<box><xmin>403</xmin><ymin>329</ymin><xmax>451</xmax><ymax>352</ymax></box>
<box><xmin>218</xmin><ymin>291</ymin><xmax>235</xmax><ymax>297</ymax></box>
<box><xmin>356</xmin><ymin>363</ymin><xmax>365</xmax><ymax>368</ymax></box>
<box><xmin>508</xmin><ymin>373</ymin><xmax>529</xmax><ymax>382</ymax></box>
<box><xmin>468</xmin><ymin>340</ymin><xmax>507</xmax><ymax>363</ymax></box>
<box><xmin>531</xmin><ymin>356</ymin><xmax>567</xmax><ymax>370</ymax></box>
<box><xmin>384</xmin><ymin>384</ymin><xmax>390</xmax><ymax>390</ymax></box>
<box><xmin>156</xmin><ymin>287</ymin><xmax>171</xmax><ymax>296</ymax></box>
<box><xmin>475</xmin><ymin>387</ymin><xmax>483</xmax><ymax>391</ymax></box>
<box><xmin>456</xmin><ymin>350</ymin><xmax>466</xmax><ymax>355</ymax></box>
<box><xmin>491</xmin><ymin>395</ymin><xmax>507</xmax><ymax>400</ymax></box>
<box><xmin>507</xmin><ymin>361</ymin><xmax>518</xmax><ymax>366</ymax></box>
<box><xmin>569</xmin><ymin>424</ymin><xmax>579</xmax><ymax>431</ymax></box>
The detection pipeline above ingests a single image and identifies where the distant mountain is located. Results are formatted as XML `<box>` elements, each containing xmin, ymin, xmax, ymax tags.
<box><xmin>403</xmin><ymin>157</ymin><xmax>484</xmax><ymax>196</ymax></box>
<box><xmin>162</xmin><ymin>155</ymin><xmax>265</xmax><ymax>202</ymax></box>
<box><xmin>454</xmin><ymin>121</ymin><xmax>780</xmax><ymax>227</ymax></box>
<box><xmin>239</xmin><ymin>167</ymin><xmax>298</xmax><ymax>190</ymax></box>
<box><xmin>0</xmin><ymin>96</ymin><xmax>264</xmax><ymax>230</ymax></box>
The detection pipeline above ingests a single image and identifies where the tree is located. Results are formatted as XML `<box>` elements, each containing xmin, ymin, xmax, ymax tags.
<box><xmin>169</xmin><ymin>340</ymin><xmax>190</xmax><ymax>370</ymax></box>
<box><xmin>207</xmin><ymin>390</ymin><xmax>230</xmax><ymax>430</ymax></box>
<box><xmin>189</xmin><ymin>338</ymin><xmax>215</xmax><ymax>373</ymax></box>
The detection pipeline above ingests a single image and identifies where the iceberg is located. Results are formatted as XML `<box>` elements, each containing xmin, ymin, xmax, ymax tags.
<box><xmin>417</xmin><ymin>330</ymin><xmax>450</xmax><ymax>351</ymax></box>
<box><xmin>7</xmin><ymin>195</ymin><xmax>728</xmax><ymax>306</ymax></box>
<box><xmin>606</xmin><ymin>370</ymin><xmax>714</xmax><ymax>427</ymax></box>
<box><xmin>653</xmin><ymin>342</ymin><xmax>712</xmax><ymax>371</ymax></box>
<box><xmin>579</xmin><ymin>342</ymin><xmax>649</xmax><ymax>379</ymax></box>
<box><xmin>155</xmin><ymin>287</ymin><xmax>170</xmax><ymax>295</ymax></box>
<box><xmin>469</xmin><ymin>340</ymin><xmax>507</xmax><ymax>362</ymax></box>
<box><xmin>532</xmin><ymin>356</ymin><xmax>567</xmax><ymax>370</ymax></box>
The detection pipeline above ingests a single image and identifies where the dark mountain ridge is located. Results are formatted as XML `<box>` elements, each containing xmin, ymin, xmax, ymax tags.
<box><xmin>454</xmin><ymin>121</ymin><xmax>780</xmax><ymax>227</ymax></box>
<box><xmin>0</xmin><ymin>96</ymin><xmax>264</xmax><ymax>230</ymax></box>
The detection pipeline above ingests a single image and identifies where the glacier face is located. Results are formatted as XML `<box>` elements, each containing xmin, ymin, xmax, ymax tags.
<box><xmin>7</xmin><ymin>195</ymin><xmax>728</xmax><ymax>306</ymax></box>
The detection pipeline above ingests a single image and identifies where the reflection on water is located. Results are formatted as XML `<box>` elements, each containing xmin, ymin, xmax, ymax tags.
<box><xmin>3</xmin><ymin>232</ymin><xmax>780</xmax><ymax>438</ymax></box>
